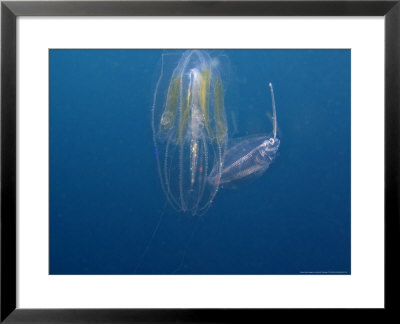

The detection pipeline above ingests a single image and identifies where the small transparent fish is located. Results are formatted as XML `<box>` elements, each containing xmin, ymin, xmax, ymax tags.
<box><xmin>209</xmin><ymin>83</ymin><xmax>280</xmax><ymax>186</ymax></box>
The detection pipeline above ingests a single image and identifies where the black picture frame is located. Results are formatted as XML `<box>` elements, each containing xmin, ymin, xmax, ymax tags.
<box><xmin>1</xmin><ymin>0</ymin><xmax>399</xmax><ymax>322</ymax></box>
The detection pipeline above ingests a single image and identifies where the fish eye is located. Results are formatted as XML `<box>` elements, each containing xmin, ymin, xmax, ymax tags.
<box><xmin>269</xmin><ymin>138</ymin><xmax>274</xmax><ymax>145</ymax></box>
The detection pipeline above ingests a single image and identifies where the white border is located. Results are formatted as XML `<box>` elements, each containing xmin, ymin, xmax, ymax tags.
<box><xmin>17</xmin><ymin>17</ymin><xmax>384</xmax><ymax>308</ymax></box>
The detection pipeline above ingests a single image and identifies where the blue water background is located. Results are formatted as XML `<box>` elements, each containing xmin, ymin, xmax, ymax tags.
<box><xmin>49</xmin><ymin>49</ymin><xmax>350</xmax><ymax>274</ymax></box>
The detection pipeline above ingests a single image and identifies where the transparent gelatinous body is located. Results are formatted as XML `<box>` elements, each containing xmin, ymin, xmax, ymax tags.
<box><xmin>209</xmin><ymin>83</ymin><xmax>280</xmax><ymax>186</ymax></box>
<box><xmin>152</xmin><ymin>50</ymin><xmax>228</xmax><ymax>215</ymax></box>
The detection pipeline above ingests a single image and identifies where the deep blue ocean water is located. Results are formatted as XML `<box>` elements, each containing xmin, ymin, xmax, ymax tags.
<box><xmin>49</xmin><ymin>49</ymin><xmax>350</xmax><ymax>275</ymax></box>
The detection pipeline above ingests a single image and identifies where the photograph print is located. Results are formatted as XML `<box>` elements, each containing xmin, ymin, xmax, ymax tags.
<box><xmin>49</xmin><ymin>49</ymin><xmax>350</xmax><ymax>275</ymax></box>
